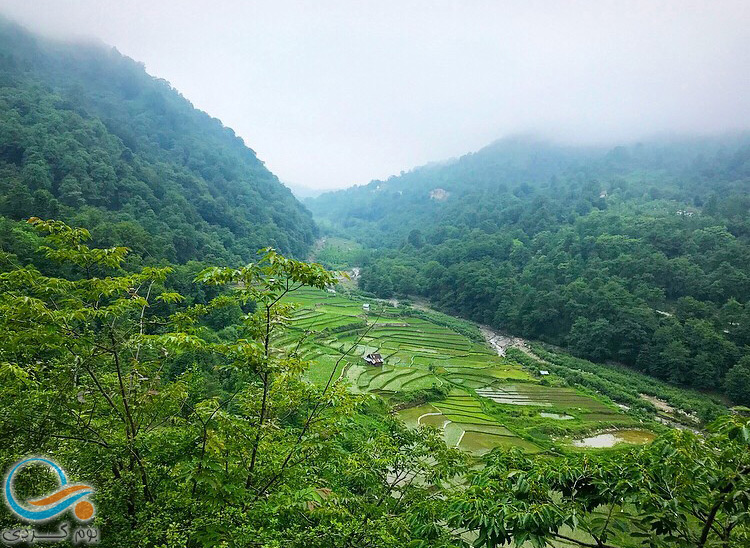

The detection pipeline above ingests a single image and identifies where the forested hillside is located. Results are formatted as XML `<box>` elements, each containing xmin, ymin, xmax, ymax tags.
<box><xmin>309</xmin><ymin>136</ymin><xmax>750</xmax><ymax>402</ymax></box>
<box><xmin>1</xmin><ymin>219</ymin><xmax>747</xmax><ymax>548</ymax></box>
<box><xmin>0</xmin><ymin>18</ymin><xmax>317</xmax><ymax>263</ymax></box>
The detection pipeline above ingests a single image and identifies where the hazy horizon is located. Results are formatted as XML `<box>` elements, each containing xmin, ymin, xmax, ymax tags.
<box><xmin>1</xmin><ymin>0</ymin><xmax>749</xmax><ymax>190</ymax></box>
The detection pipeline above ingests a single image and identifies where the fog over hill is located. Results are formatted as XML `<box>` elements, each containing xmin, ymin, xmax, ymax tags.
<box><xmin>0</xmin><ymin>16</ymin><xmax>317</xmax><ymax>261</ymax></box>
<box><xmin>0</xmin><ymin>0</ymin><xmax>748</xmax><ymax>189</ymax></box>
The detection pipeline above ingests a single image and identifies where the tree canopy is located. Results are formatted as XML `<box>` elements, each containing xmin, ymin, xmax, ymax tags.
<box><xmin>0</xmin><ymin>17</ymin><xmax>317</xmax><ymax>264</ymax></box>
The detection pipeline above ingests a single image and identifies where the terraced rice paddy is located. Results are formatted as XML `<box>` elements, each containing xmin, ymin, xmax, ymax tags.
<box><xmin>280</xmin><ymin>286</ymin><xmax>654</xmax><ymax>455</ymax></box>
<box><xmin>475</xmin><ymin>384</ymin><xmax>622</xmax><ymax>422</ymax></box>
<box><xmin>540</xmin><ymin>412</ymin><xmax>574</xmax><ymax>420</ymax></box>
<box><xmin>395</xmin><ymin>400</ymin><xmax>540</xmax><ymax>455</ymax></box>
<box><xmin>571</xmin><ymin>429</ymin><xmax>657</xmax><ymax>448</ymax></box>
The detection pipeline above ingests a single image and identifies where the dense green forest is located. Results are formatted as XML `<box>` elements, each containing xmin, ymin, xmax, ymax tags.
<box><xmin>0</xmin><ymin>17</ymin><xmax>317</xmax><ymax>264</ymax></box>
<box><xmin>309</xmin><ymin>136</ymin><xmax>750</xmax><ymax>403</ymax></box>
<box><xmin>0</xmin><ymin>220</ymin><xmax>747</xmax><ymax>547</ymax></box>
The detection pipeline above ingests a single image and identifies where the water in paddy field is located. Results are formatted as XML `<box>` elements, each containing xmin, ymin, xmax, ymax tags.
<box><xmin>571</xmin><ymin>429</ymin><xmax>656</xmax><ymax>448</ymax></box>
<box><xmin>539</xmin><ymin>412</ymin><xmax>574</xmax><ymax>420</ymax></box>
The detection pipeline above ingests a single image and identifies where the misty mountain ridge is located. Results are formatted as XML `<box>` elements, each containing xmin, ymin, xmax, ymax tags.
<box><xmin>319</xmin><ymin>132</ymin><xmax>750</xmax><ymax>193</ymax></box>
<box><xmin>0</xmin><ymin>16</ymin><xmax>317</xmax><ymax>263</ymax></box>
<box><xmin>309</xmin><ymin>133</ymin><xmax>750</xmax><ymax>246</ymax></box>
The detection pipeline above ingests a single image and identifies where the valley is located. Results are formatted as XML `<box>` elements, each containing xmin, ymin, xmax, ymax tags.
<box><xmin>278</xmin><ymin>283</ymin><xmax>714</xmax><ymax>456</ymax></box>
<box><xmin>0</xmin><ymin>10</ymin><xmax>747</xmax><ymax>546</ymax></box>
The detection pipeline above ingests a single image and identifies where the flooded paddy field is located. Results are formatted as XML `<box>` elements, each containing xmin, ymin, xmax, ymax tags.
<box><xmin>571</xmin><ymin>430</ymin><xmax>657</xmax><ymax>448</ymax></box>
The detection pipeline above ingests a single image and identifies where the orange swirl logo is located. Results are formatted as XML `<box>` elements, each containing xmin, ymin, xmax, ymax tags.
<box><xmin>3</xmin><ymin>458</ymin><xmax>95</xmax><ymax>523</ymax></box>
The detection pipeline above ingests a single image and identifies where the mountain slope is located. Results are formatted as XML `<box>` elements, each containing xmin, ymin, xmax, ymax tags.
<box><xmin>309</xmin><ymin>136</ymin><xmax>750</xmax><ymax>402</ymax></box>
<box><xmin>0</xmin><ymin>17</ymin><xmax>317</xmax><ymax>263</ymax></box>
<box><xmin>308</xmin><ymin>136</ymin><xmax>750</xmax><ymax>247</ymax></box>
<box><xmin>308</xmin><ymin>138</ymin><xmax>590</xmax><ymax>245</ymax></box>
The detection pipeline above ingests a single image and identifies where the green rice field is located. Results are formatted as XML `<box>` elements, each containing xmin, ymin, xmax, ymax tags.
<box><xmin>279</xmin><ymin>286</ymin><xmax>655</xmax><ymax>456</ymax></box>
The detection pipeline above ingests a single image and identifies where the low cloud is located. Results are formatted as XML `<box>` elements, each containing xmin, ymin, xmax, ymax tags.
<box><xmin>2</xmin><ymin>0</ymin><xmax>749</xmax><ymax>188</ymax></box>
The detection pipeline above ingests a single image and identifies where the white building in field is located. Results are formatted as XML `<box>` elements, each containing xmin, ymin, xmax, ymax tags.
<box><xmin>364</xmin><ymin>353</ymin><xmax>384</xmax><ymax>366</ymax></box>
<box><xmin>362</xmin><ymin>303</ymin><xmax>370</xmax><ymax>311</ymax></box>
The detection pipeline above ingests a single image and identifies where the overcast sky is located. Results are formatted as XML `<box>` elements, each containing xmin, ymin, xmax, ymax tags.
<box><xmin>1</xmin><ymin>1</ymin><xmax>749</xmax><ymax>189</ymax></box>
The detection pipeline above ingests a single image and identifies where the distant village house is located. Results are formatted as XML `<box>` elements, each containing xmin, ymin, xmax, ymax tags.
<box><xmin>365</xmin><ymin>352</ymin><xmax>384</xmax><ymax>366</ymax></box>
